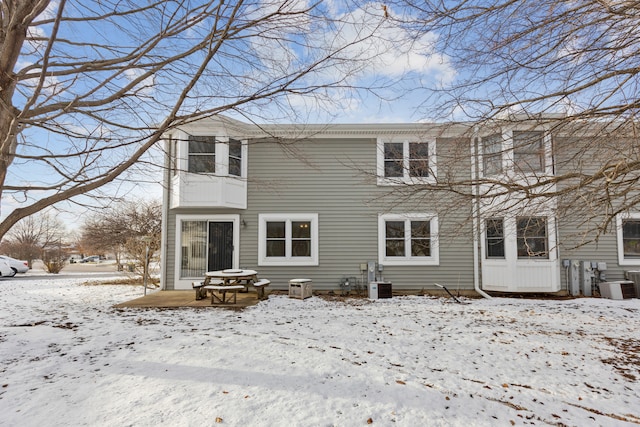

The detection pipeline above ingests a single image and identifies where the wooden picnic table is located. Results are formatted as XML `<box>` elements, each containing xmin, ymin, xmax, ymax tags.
<box><xmin>200</xmin><ymin>269</ymin><xmax>270</xmax><ymax>303</ymax></box>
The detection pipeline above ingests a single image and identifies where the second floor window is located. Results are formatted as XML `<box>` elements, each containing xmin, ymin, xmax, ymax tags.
<box><xmin>188</xmin><ymin>135</ymin><xmax>216</xmax><ymax>173</ymax></box>
<box><xmin>513</xmin><ymin>131</ymin><xmax>544</xmax><ymax>173</ymax></box>
<box><xmin>379</xmin><ymin>140</ymin><xmax>435</xmax><ymax>184</ymax></box>
<box><xmin>482</xmin><ymin>134</ymin><xmax>503</xmax><ymax>175</ymax></box>
<box><xmin>229</xmin><ymin>138</ymin><xmax>242</xmax><ymax>177</ymax></box>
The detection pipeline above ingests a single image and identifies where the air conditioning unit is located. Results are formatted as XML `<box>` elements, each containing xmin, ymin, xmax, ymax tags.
<box><xmin>368</xmin><ymin>282</ymin><xmax>392</xmax><ymax>299</ymax></box>
<box><xmin>599</xmin><ymin>281</ymin><xmax>636</xmax><ymax>300</ymax></box>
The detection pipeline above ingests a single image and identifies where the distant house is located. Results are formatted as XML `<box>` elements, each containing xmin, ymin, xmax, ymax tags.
<box><xmin>159</xmin><ymin>115</ymin><xmax>640</xmax><ymax>295</ymax></box>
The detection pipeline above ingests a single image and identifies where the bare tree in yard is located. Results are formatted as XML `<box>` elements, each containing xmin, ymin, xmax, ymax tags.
<box><xmin>0</xmin><ymin>211</ymin><xmax>68</xmax><ymax>272</ymax></box>
<box><xmin>80</xmin><ymin>200</ymin><xmax>161</xmax><ymax>279</ymax></box>
<box><xmin>385</xmin><ymin>0</ymin><xmax>640</xmax><ymax>243</ymax></box>
<box><xmin>0</xmin><ymin>0</ymin><xmax>394</xmax><ymax>240</ymax></box>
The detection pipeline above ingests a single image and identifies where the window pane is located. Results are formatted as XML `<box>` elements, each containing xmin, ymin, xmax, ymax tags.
<box><xmin>229</xmin><ymin>138</ymin><xmax>242</xmax><ymax>157</ymax></box>
<box><xmin>188</xmin><ymin>136</ymin><xmax>216</xmax><ymax>153</ymax></box>
<box><xmin>411</xmin><ymin>221</ymin><xmax>430</xmax><ymax>237</ymax></box>
<box><xmin>188</xmin><ymin>156</ymin><xmax>216</xmax><ymax>173</ymax></box>
<box><xmin>485</xmin><ymin>218</ymin><xmax>505</xmax><ymax>258</ymax></box>
<box><xmin>292</xmin><ymin>240</ymin><xmax>311</xmax><ymax>257</ymax></box>
<box><xmin>266</xmin><ymin>222</ymin><xmax>285</xmax><ymax>238</ymax></box>
<box><xmin>384</xmin><ymin>143</ymin><xmax>403</xmax><ymax>177</ymax></box>
<box><xmin>386</xmin><ymin>221</ymin><xmax>404</xmax><ymax>238</ymax></box>
<box><xmin>517</xmin><ymin>217</ymin><xmax>548</xmax><ymax>258</ymax></box>
<box><xmin>513</xmin><ymin>131</ymin><xmax>544</xmax><ymax>173</ymax></box>
<box><xmin>229</xmin><ymin>158</ymin><xmax>241</xmax><ymax>176</ymax></box>
<box><xmin>180</xmin><ymin>221</ymin><xmax>207</xmax><ymax>278</ymax></box>
<box><xmin>386</xmin><ymin>239</ymin><xmax>405</xmax><ymax>257</ymax></box>
<box><xmin>292</xmin><ymin>222</ymin><xmax>311</xmax><ymax>238</ymax></box>
<box><xmin>623</xmin><ymin>220</ymin><xmax>640</xmax><ymax>258</ymax></box>
<box><xmin>411</xmin><ymin>238</ymin><xmax>431</xmax><ymax>256</ymax></box>
<box><xmin>409</xmin><ymin>142</ymin><xmax>429</xmax><ymax>159</ymax></box>
<box><xmin>266</xmin><ymin>241</ymin><xmax>285</xmax><ymax>257</ymax></box>
<box><xmin>385</xmin><ymin>160</ymin><xmax>403</xmax><ymax>177</ymax></box>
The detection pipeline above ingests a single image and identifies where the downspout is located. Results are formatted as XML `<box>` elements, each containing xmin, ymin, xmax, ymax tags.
<box><xmin>472</xmin><ymin>129</ymin><xmax>492</xmax><ymax>299</ymax></box>
<box><xmin>159</xmin><ymin>134</ymin><xmax>172</xmax><ymax>291</ymax></box>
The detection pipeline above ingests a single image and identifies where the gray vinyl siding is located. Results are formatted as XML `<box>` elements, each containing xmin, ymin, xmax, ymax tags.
<box><xmin>242</xmin><ymin>137</ymin><xmax>475</xmax><ymax>291</ymax></box>
<box><xmin>165</xmin><ymin>135</ymin><xmax>476</xmax><ymax>291</ymax></box>
<box><xmin>553</xmin><ymin>135</ymin><xmax>630</xmax><ymax>287</ymax></box>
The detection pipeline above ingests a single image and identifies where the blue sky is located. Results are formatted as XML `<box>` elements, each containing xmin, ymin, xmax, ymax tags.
<box><xmin>2</xmin><ymin>1</ymin><xmax>461</xmax><ymax>232</ymax></box>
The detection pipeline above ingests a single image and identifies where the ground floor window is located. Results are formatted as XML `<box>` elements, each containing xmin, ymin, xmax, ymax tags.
<box><xmin>378</xmin><ymin>213</ymin><xmax>439</xmax><ymax>266</ymax></box>
<box><xmin>516</xmin><ymin>216</ymin><xmax>548</xmax><ymax>259</ymax></box>
<box><xmin>617</xmin><ymin>214</ymin><xmax>640</xmax><ymax>265</ymax></box>
<box><xmin>623</xmin><ymin>220</ymin><xmax>640</xmax><ymax>258</ymax></box>
<box><xmin>258</xmin><ymin>214</ymin><xmax>318</xmax><ymax>266</ymax></box>
<box><xmin>485</xmin><ymin>218</ymin><xmax>505</xmax><ymax>258</ymax></box>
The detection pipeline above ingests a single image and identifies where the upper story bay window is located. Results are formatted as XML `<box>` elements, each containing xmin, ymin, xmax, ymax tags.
<box><xmin>377</xmin><ymin>138</ymin><xmax>437</xmax><ymax>185</ymax></box>
<box><xmin>170</xmin><ymin>131</ymin><xmax>248</xmax><ymax>209</ymax></box>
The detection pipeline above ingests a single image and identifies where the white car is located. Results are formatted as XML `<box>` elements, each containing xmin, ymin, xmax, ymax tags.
<box><xmin>0</xmin><ymin>255</ymin><xmax>29</xmax><ymax>274</ymax></box>
<box><xmin>0</xmin><ymin>259</ymin><xmax>16</xmax><ymax>278</ymax></box>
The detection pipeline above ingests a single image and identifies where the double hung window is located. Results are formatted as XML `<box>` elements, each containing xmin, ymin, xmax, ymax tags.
<box><xmin>379</xmin><ymin>214</ymin><xmax>439</xmax><ymax>265</ymax></box>
<box><xmin>378</xmin><ymin>139</ymin><xmax>436</xmax><ymax>184</ymax></box>
<box><xmin>259</xmin><ymin>214</ymin><xmax>318</xmax><ymax>266</ymax></box>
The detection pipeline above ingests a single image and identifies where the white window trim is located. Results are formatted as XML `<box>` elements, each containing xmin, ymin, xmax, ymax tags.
<box><xmin>174</xmin><ymin>214</ymin><xmax>240</xmax><ymax>280</ymax></box>
<box><xmin>258</xmin><ymin>213</ymin><xmax>319</xmax><ymax>266</ymax></box>
<box><xmin>376</xmin><ymin>138</ymin><xmax>437</xmax><ymax>186</ymax></box>
<box><xmin>617</xmin><ymin>212</ymin><xmax>640</xmax><ymax>266</ymax></box>
<box><xmin>181</xmin><ymin>134</ymin><xmax>248</xmax><ymax>178</ymax></box>
<box><xmin>378</xmin><ymin>213</ymin><xmax>439</xmax><ymax>266</ymax></box>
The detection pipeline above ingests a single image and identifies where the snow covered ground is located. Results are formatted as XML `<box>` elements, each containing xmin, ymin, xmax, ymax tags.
<box><xmin>1</xmin><ymin>276</ymin><xmax>639</xmax><ymax>426</ymax></box>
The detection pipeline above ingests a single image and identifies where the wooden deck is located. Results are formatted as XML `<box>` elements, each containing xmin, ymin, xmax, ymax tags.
<box><xmin>114</xmin><ymin>290</ymin><xmax>267</xmax><ymax>309</ymax></box>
